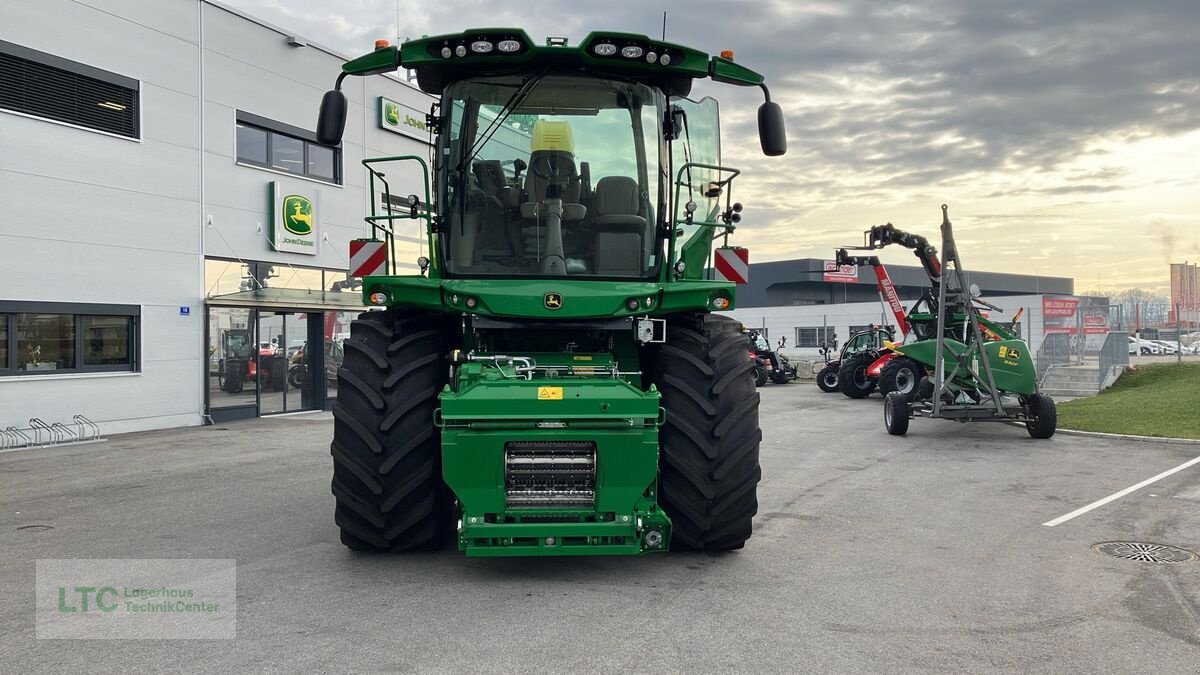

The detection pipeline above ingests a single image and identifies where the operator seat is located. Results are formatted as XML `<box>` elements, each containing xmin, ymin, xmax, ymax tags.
<box><xmin>472</xmin><ymin>160</ymin><xmax>521</xmax><ymax>260</ymax></box>
<box><xmin>591</xmin><ymin>176</ymin><xmax>648</xmax><ymax>275</ymax></box>
<box><xmin>520</xmin><ymin>121</ymin><xmax>585</xmax><ymax>222</ymax></box>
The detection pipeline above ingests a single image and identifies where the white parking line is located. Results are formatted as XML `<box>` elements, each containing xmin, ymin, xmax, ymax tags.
<box><xmin>1043</xmin><ymin>454</ymin><xmax>1200</xmax><ymax>527</ymax></box>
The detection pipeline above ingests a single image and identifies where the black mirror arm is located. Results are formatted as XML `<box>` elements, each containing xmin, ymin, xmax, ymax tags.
<box><xmin>759</xmin><ymin>83</ymin><xmax>772</xmax><ymax>103</ymax></box>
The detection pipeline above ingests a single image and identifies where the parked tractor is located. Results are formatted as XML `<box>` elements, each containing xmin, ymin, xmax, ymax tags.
<box><xmin>815</xmin><ymin>326</ymin><xmax>895</xmax><ymax>396</ymax></box>
<box><xmin>315</xmin><ymin>30</ymin><xmax>786</xmax><ymax>556</ymax></box>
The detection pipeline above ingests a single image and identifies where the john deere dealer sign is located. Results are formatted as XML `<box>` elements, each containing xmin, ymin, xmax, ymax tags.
<box><xmin>379</xmin><ymin>96</ymin><xmax>431</xmax><ymax>142</ymax></box>
<box><xmin>268</xmin><ymin>181</ymin><xmax>319</xmax><ymax>255</ymax></box>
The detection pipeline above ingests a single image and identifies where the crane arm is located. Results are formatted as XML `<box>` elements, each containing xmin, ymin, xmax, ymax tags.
<box><xmin>834</xmin><ymin>250</ymin><xmax>910</xmax><ymax>337</ymax></box>
<box><xmin>857</xmin><ymin>223</ymin><xmax>943</xmax><ymax>285</ymax></box>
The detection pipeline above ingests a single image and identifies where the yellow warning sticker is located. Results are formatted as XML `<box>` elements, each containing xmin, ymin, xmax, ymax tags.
<box><xmin>998</xmin><ymin>346</ymin><xmax>1008</xmax><ymax>358</ymax></box>
<box><xmin>573</xmin><ymin>355</ymin><xmax>593</xmax><ymax>361</ymax></box>
<box><xmin>537</xmin><ymin>386</ymin><xmax>563</xmax><ymax>400</ymax></box>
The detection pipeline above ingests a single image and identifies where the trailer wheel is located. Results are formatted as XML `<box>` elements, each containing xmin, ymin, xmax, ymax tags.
<box><xmin>884</xmin><ymin>391</ymin><xmax>910</xmax><ymax>436</ymax></box>
<box><xmin>816</xmin><ymin>365</ymin><xmax>840</xmax><ymax>392</ymax></box>
<box><xmin>879</xmin><ymin>357</ymin><xmax>924</xmax><ymax>401</ymax></box>
<box><xmin>652</xmin><ymin>313</ymin><xmax>762</xmax><ymax>551</ymax></box>
<box><xmin>330</xmin><ymin>308</ymin><xmax>453</xmax><ymax>552</ymax></box>
<box><xmin>1025</xmin><ymin>393</ymin><xmax>1057</xmax><ymax>439</ymax></box>
<box><xmin>838</xmin><ymin>353</ymin><xmax>876</xmax><ymax>398</ymax></box>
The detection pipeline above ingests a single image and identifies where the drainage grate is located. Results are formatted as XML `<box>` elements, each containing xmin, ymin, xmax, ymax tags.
<box><xmin>1092</xmin><ymin>542</ymin><xmax>1198</xmax><ymax>564</ymax></box>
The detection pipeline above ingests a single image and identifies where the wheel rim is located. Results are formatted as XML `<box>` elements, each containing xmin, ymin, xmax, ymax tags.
<box><xmin>854</xmin><ymin>368</ymin><xmax>869</xmax><ymax>388</ymax></box>
<box><xmin>884</xmin><ymin>399</ymin><xmax>893</xmax><ymax>426</ymax></box>
<box><xmin>823</xmin><ymin>372</ymin><xmax>838</xmax><ymax>387</ymax></box>
<box><xmin>895</xmin><ymin>367</ymin><xmax>916</xmax><ymax>394</ymax></box>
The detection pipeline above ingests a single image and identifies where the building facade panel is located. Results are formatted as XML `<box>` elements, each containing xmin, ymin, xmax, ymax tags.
<box><xmin>1</xmin><ymin>0</ymin><xmax>437</xmax><ymax>437</ymax></box>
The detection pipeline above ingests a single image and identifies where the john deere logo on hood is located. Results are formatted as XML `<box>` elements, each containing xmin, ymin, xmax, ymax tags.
<box><xmin>282</xmin><ymin>195</ymin><xmax>313</xmax><ymax>235</ymax></box>
<box><xmin>384</xmin><ymin>102</ymin><xmax>399</xmax><ymax>126</ymax></box>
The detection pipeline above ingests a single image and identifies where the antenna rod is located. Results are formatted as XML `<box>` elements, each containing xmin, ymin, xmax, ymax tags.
<box><xmin>662</xmin><ymin>11</ymin><xmax>667</xmax><ymax>40</ymax></box>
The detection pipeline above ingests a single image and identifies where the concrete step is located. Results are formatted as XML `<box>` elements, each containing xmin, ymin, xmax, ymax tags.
<box><xmin>1040</xmin><ymin>387</ymin><xmax>1100</xmax><ymax>398</ymax></box>
<box><xmin>1041</xmin><ymin>376</ymin><xmax>1100</xmax><ymax>385</ymax></box>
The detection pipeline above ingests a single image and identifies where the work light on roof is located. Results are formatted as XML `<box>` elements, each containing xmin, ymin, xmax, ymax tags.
<box><xmin>646</xmin><ymin>52</ymin><xmax>658</xmax><ymax>63</ymax></box>
<box><xmin>470</xmin><ymin>40</ymin><xmax>493</xmax><ymax>54</ymax></box>
<box><xmin>497</xmin><ymin>39</ymin><xmax>522</xmax><ymax>53</ymax></box>
<box><xmin>441</xmin><ymin>46</ymin><xmax>452</xmax><ymax>58</ymax></box>
<box><xmin>593</xmin><ymin>43</ymin><xmax>617</xmax><ymax>56</ymax></box>
<box><xmin>620</xmin><ymin>45</ymin><xmax>644</xmax><ymax>59</ymax></box>
<box><xmin>660</xmin><ymin>53</ymin><xmax>672</xmax><ymax>65</ymax></box>
<box><xmin>455</xmin><ymin>45</ymin><xmax>467</xmax><ymax>57</ymax></box>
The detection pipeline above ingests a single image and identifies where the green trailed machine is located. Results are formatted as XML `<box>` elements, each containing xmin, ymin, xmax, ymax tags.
<box><xmin>876</xmin><ymin>206</ymin><xmax>1056</xmax><ymax>439</ymax></box>
<box><xmin>314</xmin><ymin>29</ymin><xmax>786</xmax><ymax>556</ymax></box>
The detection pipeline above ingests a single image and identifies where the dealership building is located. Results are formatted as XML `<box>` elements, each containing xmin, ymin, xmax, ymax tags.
<box><xmin>725</xmin><ymin>259</ymin><xmax>1077</xmax><ymax>359</ymax></box>
<box><xmin>1</xmin><ymin>0</ymin><xmax>435</xmax><ymax>433</ymax></box>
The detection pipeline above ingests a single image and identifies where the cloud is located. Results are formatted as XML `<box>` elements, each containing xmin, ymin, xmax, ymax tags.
<box><xmin>223</xmin><ymin>0</ymin><xmax>1200</xmax><ymax>290</ymax></box>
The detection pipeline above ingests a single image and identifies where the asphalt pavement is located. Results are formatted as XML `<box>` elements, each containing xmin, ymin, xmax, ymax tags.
<box><xmin>2</xmin><ymin>384</ymin><xmax>1198</xmax><ymax>672</ymax></box>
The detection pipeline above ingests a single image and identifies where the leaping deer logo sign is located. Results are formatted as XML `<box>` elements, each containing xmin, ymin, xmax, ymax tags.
<box><xmin>282</xmin><ymin>195</ymin><xmax>314</xmax><ymax>235</ymax></box>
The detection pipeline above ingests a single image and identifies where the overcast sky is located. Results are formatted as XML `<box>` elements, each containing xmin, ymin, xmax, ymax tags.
<box><xmin>227</xmin><ymin>0</ymin><xmax>1200</xmax><ymax>293</ymax></box>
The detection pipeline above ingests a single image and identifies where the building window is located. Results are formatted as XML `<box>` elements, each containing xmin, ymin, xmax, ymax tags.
<box><xmin>0</xmin><ymin>39</ymin><xmax>140</xmax><ymax>139</ymax></box>
<box><xmin>0</xmin><ymin>302</ymin><xmax>139</xmax><ymax>375</ymax></box>
<box><xmin>236</xmin><ymin>111</ymin><xmax>341</xmax><ymax>184</ymax></box>
<box><xmin>796</xmin><ymin>326</ymin><xmax>836</xmax><ymax>348</ymax></box>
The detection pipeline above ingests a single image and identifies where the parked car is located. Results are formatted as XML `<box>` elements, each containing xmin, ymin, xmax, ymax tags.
<box><xmin>1130</xmin><ymin>337</ymin><xmax>1161</xmax><ymax>355</ymax></box>
<box><xmin>1153</xmin><ymin>340</ymin><xmax>1180</xmax><ymax>355</ymax></box>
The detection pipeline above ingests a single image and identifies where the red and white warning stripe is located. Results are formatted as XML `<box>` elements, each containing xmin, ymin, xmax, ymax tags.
<box><xmin>349</xmin><ymin>239</ymin><xmax>387</xmax><ymax>278</ymax></box>
<box><xmin>714</xmin><ymin>247</ymin><xmax>750</xmax><ymax>284</ymax></box>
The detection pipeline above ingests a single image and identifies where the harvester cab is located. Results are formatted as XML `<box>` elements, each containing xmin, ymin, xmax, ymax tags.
<box><xmin>315</xmin><ymin>30</ymin><xmax>786</xmax><ymax>556</ymax></box>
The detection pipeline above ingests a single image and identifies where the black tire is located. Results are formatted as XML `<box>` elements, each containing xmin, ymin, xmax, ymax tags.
<box><xmin>652</xmin><ymin>313</ymin><xmax>762</xmax><ymax>551</ymax></box>
<box><xmin>1025</xmin><ymin>392</ymin><xmax>1057</xmax><ymax>439</ymax></box>
<box><xmin>884</xmin><ymin>391</ymin><xmax>910</xmax><ymax>436</ymax></box>
<box><xmin>330</xmin><ymin>308</ymin><xmax>453</xmax><ymax>552</ymax></box>
<box><xmin>816</xmin><ymin>365</ymin><xmax>840</xmax><ymax>392</ymax></box>
<box><xmin>879</xmin><ymin>357</ymin><xmax>924</xmax><ymax>400</ymax></box>
<box><xmin>838</xmin><ymin>353</ymin><xmax>876</xmax><ymax>398</ymax></box>
<box><xmin>916</xmin><ymin>375</ymin><xmax>935</xmax><ymax>402</ymax></box>
<box><xmin>754</xmin><ymin>365</ymin><xmax>768</xmax><ymax>387</ymax></box>
<box><xmin>288</xmin><ymin>366</ymin><xmax>305</xmax><ymax>389</ymax></box>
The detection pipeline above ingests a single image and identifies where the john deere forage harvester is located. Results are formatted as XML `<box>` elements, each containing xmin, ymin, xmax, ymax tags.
<box><xmin>314</xmin><ymin>30</ymin><xmax>786</xmax><ymax>556</ymax></box>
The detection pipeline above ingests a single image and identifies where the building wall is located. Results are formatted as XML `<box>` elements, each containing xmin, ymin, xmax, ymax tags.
<box><xmin>727</xmin><ymin>294</ymin><xmax>1050</xmax><ymax>361</ymax></box>
<box><xmin>0</xmin><ymin>0</ymin><xmax>434</xmax><ymax>435</ymax></box>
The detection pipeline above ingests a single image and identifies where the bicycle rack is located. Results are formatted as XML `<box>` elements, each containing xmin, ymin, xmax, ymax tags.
<box><xmin>51</xmin><ymin>422</ymin><xmax>78</xmax><ymax>442</ymax></box>
<box><xmin>29</xmin><ymin>418</ymin><xmax>54</xmax><ymax>445</ymax></box>
<box><xmin>73</xmin><ymin>415</ymin><xmax>100</xmax><ymax>441</ymax></box>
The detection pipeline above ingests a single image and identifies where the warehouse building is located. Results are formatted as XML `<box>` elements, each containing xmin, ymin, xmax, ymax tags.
<box><xmin>725</xmin><ymin>259</ymin><xmax>1076</xmax><ymax>359</ymax></box>
<box><xmin>1</xmin><ymin>0</ymin><xmax>433</xmax><ymax>433</ymax></box>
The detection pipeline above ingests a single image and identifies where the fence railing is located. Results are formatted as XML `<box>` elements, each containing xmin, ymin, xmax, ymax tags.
<box><xmin>1036</xmin><ymin>332</ymin><xmax>1073</xmax><ymax>384</ymax></box>
<box><xmin>1097</xmin><ymin>331</ymin><xmax>1130</xmax><ymax>389</ymax></box>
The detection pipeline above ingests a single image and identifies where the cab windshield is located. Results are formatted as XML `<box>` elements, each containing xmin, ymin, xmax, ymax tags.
<box><xmin>442</xmin><ymin>75</ymin><xmax>662</xmax><ymax>278</ymax></box>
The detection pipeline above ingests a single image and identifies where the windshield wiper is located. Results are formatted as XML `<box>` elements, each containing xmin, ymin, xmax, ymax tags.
<box><xmin>455</xmin><ymin>70</ymin><xmax>547</xmax><ymax>176</ymax></box>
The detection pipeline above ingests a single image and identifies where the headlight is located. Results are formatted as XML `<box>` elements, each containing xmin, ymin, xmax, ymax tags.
<box><xmin>660</xmin><ymin>53</ymin><xmax>672</xmax><ymax>66</ymax></box>
<box><xmin>712</xmin><ymin>296</ymin><xmax>731</xmax><ymax>310</ymax></box>
<box><xmin>497</xmin><ymin>39</ymin><xmax>521</xmax><ymax>53</ymax></box>
<box><xmin>440</xmin><ymin>46</ymin><xmax>452</xmax><ymax>58</ymax></box>
<box><xmin>646</xmin><ymin>52</ymin><xmax>658</xmax><ymax>64</ymax></box>
<box><xmin>454</xmin><ymin>45</ymin><xmax>467</xmax><ymax>57</ymax></box>
<box><xmin>593</xmin><ymin>43</ymin><xmax>617</xmax><ymax>56</ymax></box>
<box><xmin>621</xmin><ymin>45</ymin><xmax>644</xmax><ymax>59</ymax></box>
<box><xmin>470</xmin><ymin>40</ymin><xmax>493</xmax><ymax>54</ymax></box>
<box><xmin>368</xmin><ymin>292</ymin><xmax>388</xmax><ymax>306</ymax></box>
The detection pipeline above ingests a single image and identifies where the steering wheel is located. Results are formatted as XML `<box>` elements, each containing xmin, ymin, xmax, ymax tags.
<box><xmin>531</xmin><ymin>156</ymin><xmax>574</xmax><ymax>181</ymax></box>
